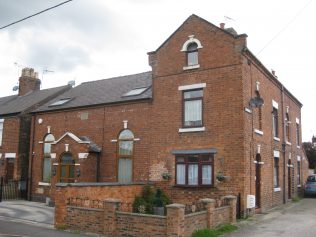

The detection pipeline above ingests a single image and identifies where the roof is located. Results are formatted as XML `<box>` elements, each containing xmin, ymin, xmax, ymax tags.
<box><xmin>0</xmin><ymin>85</ymin><xmax>71</xmax><ymax>116</ymax></box>
<box><xmin>34</xmin><ymin>71</ymin><xmax>152</xmax><ymax>113</ymax></box>
<box><xmin>150</xmin><ymin>14</ymin><xmax>247</xmax><ymax>54</ymax></box>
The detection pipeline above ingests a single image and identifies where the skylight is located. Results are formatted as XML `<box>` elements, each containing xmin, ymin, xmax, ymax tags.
<box><xmin>123</xmin><ymin>87</ymin><xmax>148</xmax><ymax>97</ymax></box>
<box><xmin>49</xmin><ymin>98</ymin><xmax>71</xmax><ymax>106</ymax></box>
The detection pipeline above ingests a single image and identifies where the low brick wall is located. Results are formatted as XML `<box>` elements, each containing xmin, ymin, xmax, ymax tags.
<box><xmin>56</xmin><ymin>192</ymin><xmax>237</xmax><ymax>237</ymax></box>
<box><xmin>54</xmin><ymin>182</ymin><xmax>145</xmax><ymax>227</ymax></box>
<box><xmin>184</xmin><ymin>211</ymin><xmax>207</xmax><ymax>237</ymax></box>
<box><xmin>65</xmin><ymin>206</ymin><xmax>104</xmax><ymax>234</ymax></box>
<box><xmin>117</xmin><ymin>212</ymin><xmax>167</xmax><ymax>237</ymax></box>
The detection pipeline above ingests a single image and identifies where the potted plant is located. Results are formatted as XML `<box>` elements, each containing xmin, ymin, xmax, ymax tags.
<box><xmin>216</xmin><ymin>171</ymin><xmax>225</xmax><ymax>182</ymax></box>
<box><xmin>153</xmin><ymin>189</ymin><xmax>164</xmax><ymax>215</ymax></box>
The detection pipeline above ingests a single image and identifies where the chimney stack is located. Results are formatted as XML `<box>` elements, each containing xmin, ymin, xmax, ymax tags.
<box><xmin>18</xmin><ymin>68</ymin><xmax>41</xmax><ymax>96</ymax></box>
<box><xmin>220</xmin><ymin>23</ymin><xmax>225</xmax><ymax>29</ymax></box>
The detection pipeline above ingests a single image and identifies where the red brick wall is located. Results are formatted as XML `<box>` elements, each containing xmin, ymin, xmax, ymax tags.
<box><xmin>184</xmin><ymin>212</ymin><xmax>207</xmax><ymax>237</ymax></box>
<box><xmin>116</xmin><ymin>212</ymin><xmax>167</xmax><ymax>237</ymax></box>
<box><xmin>0</xmin><ymin>118</ymin><xmax>20</xmax><ymax>179</ymax></box>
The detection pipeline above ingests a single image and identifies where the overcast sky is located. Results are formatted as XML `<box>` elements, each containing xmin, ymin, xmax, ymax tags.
<box><xmin>0</xmin><ymin>0</ymin><xmax>315</xmax><ymax>141</ymax></box>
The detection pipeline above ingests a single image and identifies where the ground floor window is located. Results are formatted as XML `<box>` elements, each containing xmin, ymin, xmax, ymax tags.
<box><xmin>273</xmin><ymin>157</ymin><xmax>279</xmax><ymax>188</ymax></box>
<box><xmin>297</xmin><ymin>160</ymin><xmax>301</xmax><ymax>185</ymax></box>
<box><xmin>175</xmin><ymin>154</ymin><xmax>214</xmax><ymax>186</ymax></box>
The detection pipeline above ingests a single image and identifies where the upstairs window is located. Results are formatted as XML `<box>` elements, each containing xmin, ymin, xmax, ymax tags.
<box><xmin>187</xmin><ymin>43</ymin><xmax>199</xmax><ymax>66</ymax></box>
<box><xmin>0</xmin><ymin>119</ymin><xmax>4</xmax><ymax>146</ymax></box>
<box><xmin>43</xmin><ymin>134</ymin><xmax>55</xmax><ymax>183</ymax></box>
<box><xmin>285</xmin><ymin>112</ymin><xmax>290</xmax><ymax>142</ymax></box>
<box><xmin>118</xmin><ymin>129</ymin><xmax>134</xmax><ymax>183</ymax></box>
<box><xmin>296</xmin><ymin>122</ymin><xmax>300</xmax><ymax>146</ymax></box>
<box><xmin>272</xmin><ymin>108</ymin><xmax>279</xmax><ymax>138</ymax></box>
<box><xmin>183</xmin><ymin>89</ymin><xmax>203</xmax><ymax>127</ymax></box>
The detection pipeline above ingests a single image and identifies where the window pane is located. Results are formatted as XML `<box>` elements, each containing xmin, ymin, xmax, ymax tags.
<box><xmin>177</xmin><ymin>164</ymin><xmax>186</xmax><ymax>185</ymax></box>
<box><xmin>44</xmin><ymin>143</ymin><xmax>51</xmax><ymax>157</ymax></box>
<box><xmin>61</xmin><ymin>154</ymin><xmax>73</xmax><ymax>164</ymax></box>
<box><xmin>184</xmin><ymin>100</ymin><xmax>202</xmax><ymax>126</ymax></box>
<box><xmin>176</xmin><ymin>157</ymin><xmax>185</xmax><ymax>163</ymax></box>
<box><xmin>187</xmin><ymin>43</ymin><xmax>198</xmax><ymax>51</ymax></box>
<box><xmin>69</xmin><ymin>165</ymin><xmax>75</xmax><ymax>179</ymax></box>
<box><xmin>188</xmin><ymin>164</ymin><xmax>198</xmax><ymax>185</ymax></box>
<box><xmin>43</xmin><ymin>158</ymin><xmax>51</xmax><ymax>183</ymax></box>
<box><xmin>118</xmin><ymin>158</ymin><xmax>132</xmax><ymax>184</ymax></box>
<box><xmin>61</xmin><ymin>166</ymin><xmax>67</xmax><ymax>179</ymax></box>
<box><xmin>202</xmin><ymin>165</ymin><xmax>212</xmax><ymax>185</ymax></box>
<box><xmin>184</xmin><ymin>90</ymin><xmax>203</xmax><ymax>99</ymax></box>
<box><xmin>201</xmin><ymin>154</ymin><xmax>212</xmax><ymax>162</ymax></box>
<box><xmin>188</xmin><ymin>51</ymin><xmax>198</xmax><ymax>66</ymax></box>
<box><xmin>119</xmin><ymin>129</ymin><xmax>134</xmax><ymax>139</ymax></box>
<box><xmin>188</xmin><ymin>156</ymin><xmax>198</xmax><ymax>162</ymax></box>
<box><xmin>119</xmin><ymin>141</ymin><xmax>133</xmax><ymax>155</ymax></box>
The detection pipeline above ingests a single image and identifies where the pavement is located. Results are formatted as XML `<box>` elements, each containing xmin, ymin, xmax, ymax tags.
<box><xmin>224</xmin><ymin>198</ymin><xmax>316</xmax><ymax>237</ymax></box>
<box><xmin>0</xmin><ymin>200</ymin><xmax>54</xmax><ymax>228</ymax></box>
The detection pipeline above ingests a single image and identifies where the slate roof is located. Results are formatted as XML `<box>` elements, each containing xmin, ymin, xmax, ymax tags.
<box><xmin>0</xmin><ymin>85</ymin><xmax>71</xmax><ymax>116</ymax></box>
<box><xmin>35</xmin><ymin>71</ymin><xmax>152</xmax><ymax>113</ymax></box>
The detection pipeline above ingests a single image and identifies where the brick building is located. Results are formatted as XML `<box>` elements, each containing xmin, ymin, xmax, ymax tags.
<box><xmin>29</xmin><ymin>15</ymin><xmax>305</xmax><ymax>215</ymax></box>
<box><xmin>0</xmin><ymin>68</ymin><xmax>71</xmax><ymax>182</ymax></box>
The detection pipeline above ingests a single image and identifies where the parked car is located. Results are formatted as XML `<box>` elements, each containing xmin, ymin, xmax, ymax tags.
<box><xmin>304</xmin><ymin>174</ymin><xmax>316</xmax><ymax>197</ymax></box>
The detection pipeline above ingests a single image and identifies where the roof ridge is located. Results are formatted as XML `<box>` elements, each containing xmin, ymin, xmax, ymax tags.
<box><xmin>81</xmin><ymin>71</ymin><xmax>152</xmax><ymax>85</ymax></box>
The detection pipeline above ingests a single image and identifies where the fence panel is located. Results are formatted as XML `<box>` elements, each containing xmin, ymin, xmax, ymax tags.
<box><xmin>0</xmin><ymin>177</ymin><xmax>28</xmax><ymax>202</ymax></box>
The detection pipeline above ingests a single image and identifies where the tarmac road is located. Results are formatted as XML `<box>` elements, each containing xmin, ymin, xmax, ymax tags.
<box><xmin>224</xmin><ymin>198</ymin><xmax>316</xmax><ymax>237</ymax></box>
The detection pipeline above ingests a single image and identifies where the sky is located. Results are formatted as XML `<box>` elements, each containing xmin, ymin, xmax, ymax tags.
<box><xmin>0</xmin><ymin>0</ymin><xmax>315</xmax><ymax>142</ymax></box>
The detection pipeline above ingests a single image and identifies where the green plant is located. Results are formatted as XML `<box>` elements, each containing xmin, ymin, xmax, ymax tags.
<box><xmin>216</xmin><ymin>172</ymin><xmax>225</xmax><ymax>182</ymax></box>
<box><xmin>192</xmin><ymin>224</ymin><xmax>237</xmax><ymax>237</ymax></box>
<box><xmin>132</xmin><ymin>196</ymin><xmax>147</xmax><ymax>213</ymax></box>
<box><xmin>132</xmin><ymin>185</ymin><xmax>171</xmax><ymax>215</ymax></box>
<box><xmin>153</xmin><ymin>189</ymin><xmax>164</xmax><ymax>207</ymax></box>
<box><xmin>292</xmin><ymin>196</ymin><xmax>301</xmax><ymax>203</ymax></box>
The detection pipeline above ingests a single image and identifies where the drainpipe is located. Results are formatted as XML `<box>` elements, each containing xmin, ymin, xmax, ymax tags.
<box><xmin>281</xmin><ymin>85</ymin><xmax>286</xmax><ymax>204</ymax></box>
<box><xmin>27</xmin><ymin>115</ymin><xmax>36</xmax><ymax>201</ymax></box>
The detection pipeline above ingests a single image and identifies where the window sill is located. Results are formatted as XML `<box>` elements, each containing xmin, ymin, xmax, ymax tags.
<box><xmin>273</xmin><ymin>137</ymin><xmax>280</xmax><ymax>142</ymax></box>
<box><xmin>286</xmin><ymin>141</ymin><xmax>292</xmax><ymax>146</ymax></box>
<box><xmin>179</xmin><ymin>127</ymin><xmax>205</xmax><ymax>133</ymax></box>
<box><xmin>254</xmin><ymin>129</ymin><xmax>263</xmax><ymax>136</ymax></box>
<box><xmin>38</xmin><ymin>182</ymin><xmax>51</xmax><ymax>186</ymax></box>
<box><xmin>173</xmin><ymin>184</ymin><xmax>213</xmax><ymax>188</ymax></box>
<box><xmin>297</xmin><ymin>185</ymin><xmax>301</xmax><ymax>188</ymax></box>
<box><xmin>183</xmin><ymin>64</ymin><xmax>200</xmax><ymax>70</ymax></box>
<box><xmin>297</xmin><ymin>146</ymin><xmax>300</xmax><ymax>149</ymax></box>
<box><xmin>274</xmin><ymin>187</ymin><xmax>281</xmax><ymax>192</ymax></box>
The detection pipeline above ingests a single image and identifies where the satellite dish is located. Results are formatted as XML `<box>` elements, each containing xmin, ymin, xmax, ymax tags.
<box><xmin>67</xmin><ymin>80</ymin><xmax>75</xmax><ymax>87</ymax></box>
<box><xmin>12</xmin><ymin>85</ymin><xmax>19</xmax><ymax>91</ymax></box>
<box><xmin>249</xmin><ymin>97</ymin><xmax>264</xmax><ymax>108</ymax></box>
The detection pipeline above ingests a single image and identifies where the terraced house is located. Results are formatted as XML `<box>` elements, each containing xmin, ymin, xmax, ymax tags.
<box><xmin>0</xmin><ymin>68</ymin><xmax>71</xmax><ymax>186</ymax></box>
<box><xmin>26</xmin><ymin>14</ymin><xmax>307</xmax><ymax>216</ymax></box>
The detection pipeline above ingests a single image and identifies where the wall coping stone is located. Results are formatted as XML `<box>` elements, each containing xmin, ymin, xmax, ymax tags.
<box><xmin>200</xmin><ymin>198</ymin><xmax>216</xmax><ymax>203</ymax></box>
<box><xmin>56</xmin><ymin>182</ymin><xmax>150</xmax><ymax>187</ymax></box>
<box><xmin>105</xmin><ymin>198</ymin><xmax>121</xmax><ymax>203</ymax></box>
<box><xmin>166</xmin><ymin>203</ymin><xmax>185</xmax><ymax>209</ymax></box>
<box><xmin>223</xmin><ymin>195</ymin><xmax>237</xmax><ymax>200</ymax></box>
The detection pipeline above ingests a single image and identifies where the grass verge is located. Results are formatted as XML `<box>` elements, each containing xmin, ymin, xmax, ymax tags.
<box><xmin>192</xmin><ymin>224</ymin><xmax>238</xmax><ymax>237</ymax></box>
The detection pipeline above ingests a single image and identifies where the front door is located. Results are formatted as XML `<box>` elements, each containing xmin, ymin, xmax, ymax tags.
<box><xmin>255</xmin><ymin>154</ymin><xmax>261</xmax><ymax>208</ymax></box>
<box><xmin>288</xmin><ymin>159</ymin><xmax>292</xmax><ymax>199</ymax></box>
<box><xmin>5</xmin><ymin>159</ymin><xmax>14</xmax><ymax>182</ymax></box>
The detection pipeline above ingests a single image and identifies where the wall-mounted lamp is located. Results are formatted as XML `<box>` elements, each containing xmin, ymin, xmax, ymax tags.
<box><xmin>52</xmin><ymin>167</ymin><xmax>57</xmax><ymax>176</ymax></box>
<box><xmin>76</xmin><ymin>167</ymin><xmax>81</xmax><ymax>177</ymax></box>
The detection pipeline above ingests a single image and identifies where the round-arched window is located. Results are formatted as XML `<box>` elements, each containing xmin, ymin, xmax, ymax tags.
<box><xmin>42</xmin><ymin>134</ymin><xmax>55</xmax><ymax>183</ymax></box>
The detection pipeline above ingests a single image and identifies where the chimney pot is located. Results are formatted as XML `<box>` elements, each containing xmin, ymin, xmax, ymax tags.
<box><xmin>220</xmin><ymin>23</ymin><xmax>225</xmax><ymax>29</ymax></box>
<box><xmin>18</xmin><ymin>67</ymin><xmax>41</xmax><ymax>96</ymax></box>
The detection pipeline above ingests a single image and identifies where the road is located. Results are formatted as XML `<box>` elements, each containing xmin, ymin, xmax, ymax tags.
<box><xmin>225</xmin><ymin>198</ymin><xmax>316</xmax><ymax>237</ymax></box>
<box><xmin>0</xmin><ymin>216</ymin><xmax>93</xmax><ymax>237</ymax></box>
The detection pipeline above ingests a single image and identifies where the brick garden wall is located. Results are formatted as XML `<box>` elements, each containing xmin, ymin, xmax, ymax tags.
<box><xmin>55</xmin><ymin>192</ymin><xmax>237</xmax><ymax>237</ymax></box>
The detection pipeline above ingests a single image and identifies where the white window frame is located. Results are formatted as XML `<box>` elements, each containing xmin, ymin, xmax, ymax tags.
<box><xmin>0</xmin><ymin>119</ymin><xmax>4</xmax><ymax>146</ymax></box>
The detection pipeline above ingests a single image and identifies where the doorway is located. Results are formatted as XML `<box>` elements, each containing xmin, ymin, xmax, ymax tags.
<box><xmin>255</xmin><ymin>154</ymin><xmax>261</xmax><ymax>208</ymax></box>
<box><xmin>288</xmin><ymin>159</ymin><xmax>292</xmax><ymax>199</ymax></box>
<box><xmin>5</xmin><ymin>159</ymin><xmax>14</xmax><ymax>182</ymax></box>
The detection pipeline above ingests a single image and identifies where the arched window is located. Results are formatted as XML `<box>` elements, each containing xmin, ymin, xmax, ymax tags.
<box><xmin>59</xmin><ymin>153</ymin><xmax>75</xmax><ymax>183</ymax></box>
<box><xmin>187</xmin><ymin>42</ymin><xmax>199</xmax><ymax>66</ymax></box>
<box><xmin>118</xmin><ymin>129</ymin><xmax>134</xmax><ymax>183</ymax></box>
<box><xmin>43</xmin><ymin>134</ymin><xmax>54</xmax><ymax>183</ymax></box>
